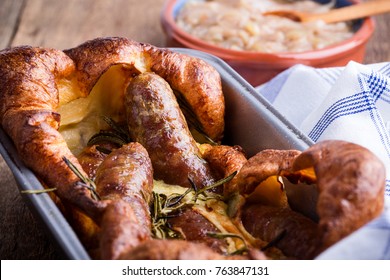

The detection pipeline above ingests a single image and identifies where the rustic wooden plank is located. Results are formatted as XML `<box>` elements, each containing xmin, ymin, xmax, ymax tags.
<box><xmin>365</xmin><ymin>14</ymin><xmax>390</xmax><ymax>63</ymax></box>
<box><xmin>11</xmin><ymin>0</ymin><xmax>166</xmax><ymax>49</ymax></box>
<box><xmin>0</xmin><ymin>158</ymin><xmax>63</xmax><ymax>259</ymax></box>
<box><xmin>0</xmin><ymin>0</ymin><xmax>25</xmax><ymax>49</ymax></box>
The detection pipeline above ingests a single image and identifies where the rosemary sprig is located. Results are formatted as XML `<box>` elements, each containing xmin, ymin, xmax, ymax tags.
<box><xmin>165</xmin><ymin>187</ymin><xmax>193</xmax><ymax>208</ymax></box>
<box><xmin>63</xmin><ymin>157</ymin><xmax>100</xmax><ymax>201</ymax></box>
<box><xmin>261</xmin><ymin>229</ymin><xmax>287</xmax><ymax>251</ymax></box>
<box><xmin>174</xmin><ymin>90</ymin><xmax>217</xmax><ymax>146</ymax></box>
<box><xmin>192</xmin><ymin>171</ymin><xmax>237</xmax><ymax>202</ymax></box>
<box><xmin>151</xmin><ymin>171</ymin><xmax>238</xmax><ymax>240</ymax></box>
<box><xmin>88</xmin><ymin>131</ymin><xmax>128</xmax><ymax>147</ymax></box>
<box><xmin>95</xmin><ymin>146</ymin><xmax>113</xmax><ymax>155</ymax></box>
<box><xmin>21</xmin><ymin>188</ymin><xmax>57</xmax><ymax>194</ymax></box>
<box><xmin>151</xmin><ymin>192</ymin><xmax>187</xmax><ymax>239</ymax></box>
<box><xmin>101</xmin><ymin>116</ymin><xmax>129</xmax><ymax>139</ymax></box>
<box><xmin>207</xmin><ymin>232</ymin><xmax>248</xmax><ymax>255</ymax></box>
<box><xmin>87</xmin><ymin>116</ymin><xmax>131</xmax><ymax>147</ymax></box>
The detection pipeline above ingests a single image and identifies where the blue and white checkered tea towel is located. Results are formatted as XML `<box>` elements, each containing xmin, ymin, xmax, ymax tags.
<box><xmin>258</xmin><ymin>61</ymin><xmax>390</xmax><ymax>259</ymax></box>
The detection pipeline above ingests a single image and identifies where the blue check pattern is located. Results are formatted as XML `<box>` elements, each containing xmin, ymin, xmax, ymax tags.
<box><xmin>307</xmin><ymin>90</ymin><xmax>377</xmax><ymax>141</ymax></box>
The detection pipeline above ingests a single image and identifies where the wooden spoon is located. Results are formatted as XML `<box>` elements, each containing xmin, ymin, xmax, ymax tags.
<box><xmin>264</xmin><ymin>0</ymin><xmax>390</xmax><ymax>23</ymax></box>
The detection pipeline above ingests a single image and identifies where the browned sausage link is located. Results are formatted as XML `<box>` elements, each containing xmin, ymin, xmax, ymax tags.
<box><xmin>202</xmin><ymin>144</ymin><xmax>248</xmax><ymax>197</ymax></box>
<box><xmin>99</xmin><ymin>200</ymin><xmax>150</xmax><ymax>260</ymax></box>
<box><xmin>167</xmin><ymin>206</ymin><xmax>227</xmax><ymax>254</ymax></box>
<box><xmin>125</xmin><ymin>72</ymin><xmax>216</xmax><ymax>188</ymax></box>
<box><xmin>241</xmin><ymin>204</ymin><xmax>320</xmax><ymax>259</ymax></box>
<box><xmin>95</xmin><ymin>142</ymin><xmax>153</xmax><ymax>226</ymax></box>
<box><xmin>69</xmin><ymin>143</ymin><xmax>120</xmax><ymax>255</ymax></box>
<box><xmin>119</xmin><ymin>239</ymin><xmax>267</xmax><ymax>260</ymax></box>
<box><xmin>77</xmin><ymin>145</ymin><xmax>109</xmax><ymax>180</ymax></box>
<box><xmin>64</xmin><ymin>38</ymin><xmax>225</xmax><ymax>143</ymax></box>
<box><xmin>144</xmin><ymin>44</ymin><xmax>225</xmax><ymax>143</ymax></box>
<box><xmin>94</xmin><ymin>142</ymin><xmax>154</xmax><ymax>259</ymax></box>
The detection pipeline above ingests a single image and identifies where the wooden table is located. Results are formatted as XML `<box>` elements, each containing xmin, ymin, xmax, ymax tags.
<box><xmin>1</xmin><ymin>0</ymin><xmax>389</xmax><ymax>260</ymax></box>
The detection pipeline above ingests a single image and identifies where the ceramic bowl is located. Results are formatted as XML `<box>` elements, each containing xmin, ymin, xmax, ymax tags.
<box><xmin>161</xmin><ymin>0</ymin><xmax>375</xmax><ymax>86</ymax></box>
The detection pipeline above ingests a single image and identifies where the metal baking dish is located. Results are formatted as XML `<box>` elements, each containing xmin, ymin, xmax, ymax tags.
<box><xmin>0</xmin><ymin>48</ymin><xmax>313</xmax><ymax>260</ymax></box>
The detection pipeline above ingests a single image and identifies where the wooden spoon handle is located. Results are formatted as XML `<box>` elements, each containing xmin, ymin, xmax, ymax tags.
<box><xmin>306</xmin><ymin>0</ymin><xmax>390</xmax><ymax>24</ymax></box>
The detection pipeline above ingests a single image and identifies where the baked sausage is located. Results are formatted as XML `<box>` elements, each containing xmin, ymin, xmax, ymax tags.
<box><xmin>144</xmin><ymin>44</ymin><xmax>225</xmax><ymax>142</ymax></box>
<box><xmin>242</xmin><ymin>204</ymin><xmax>320</xmax><ymax>259</ymax></box>
<box><xmin>64</xmin><ymin>37</ymin><xmax>225</xmax><ymax>142</ymax></box>
<box><xmin>94</xmin><ymin>142</ymin><xmax>154</xmax><ymax>259</ymax></box>
<box><xmin>167</xmin><ymin>206</ymin><xmax>228</xmax><ymax>254</ymax></box>
<box><xmin>77</xmin><ymin>145</ymin><xmax>110</xmax><ymax>180</ymax></box>
<box><xmin>99</xmin><ymin>200</ymin><xmax>150</xmax><ymax>260</ymax></box>
<box><xmin>125</xmin><ymin>72</ymin><xmax>216</xmax><ymax>189</ymax></box>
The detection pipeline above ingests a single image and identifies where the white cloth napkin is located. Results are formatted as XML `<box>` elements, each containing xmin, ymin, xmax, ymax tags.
<box><xmin>257</xmin><ymin>61</ymin><xmax>390</xmax><ymax>259</ymax></box>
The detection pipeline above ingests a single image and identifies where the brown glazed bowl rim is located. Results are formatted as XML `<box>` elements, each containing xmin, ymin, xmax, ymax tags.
<box><xmin>161</xmin><ymin>0</ymin><xmax>375</xmax><ymax>67</ymax></box>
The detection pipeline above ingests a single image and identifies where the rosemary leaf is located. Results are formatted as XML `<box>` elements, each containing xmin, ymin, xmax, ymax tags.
<box><xmin>207</xmin><ymin>232</ymin><xmax>248</xmax><ymax>255</ymax></box>
<box><xmin>261</xmin><ymin>229</ymin><xmax>287</xmax><ymax>251</ymax></box>
<box><xmin>194</xmin><ymin>171</ymin><xmax>237</xmax><ymax>202</ymax></box>
<box><xmin>174</xmin><ymin>90</ymin><xmax>217</xmax><ymax>145</ymax></box>
<box><xmin>153</xmin><ymin>192</ymin><xmax>162</xmax><ymax>221</ymax></box>
<box><xmin>230</xmin><ymin>247</ymin><xmax>249</xmax><ymax>256</ymax></box>
<box><xmin>151</xmin><ymin>191</ymin><xmax>187</xmax><ymax>240</ymax></box>
<box><xmin>165</xmin><ymin>188</ymin><xmax>192</xmax><ymax>208</ymax></box>
<box><xmin>95</xmin><ymin>146</ymin><xmax>113</xmax><ymax>155</ymax></box>
<box><xmin>207</xmin><ymin>232</ymin><xmax>246</xmax><ymax>243</ymax></box>
<box><xmin>21</xmin><ymin>188</ymin><xmax>57</xmax><ymax>194</ymax></box>
<box><xmin>101</xmin><ymin>116</ymin><xmax>129</xmax><ymax>139</ymax></box>
<box><xmin>63</xmin><ymin>157</ymin><xmax>100</xmax><ymax>201</ymax></box>
<box><xmin>63</xmin><ymin>157</ymin><xmax>85</xmax><ymax>181</ymax></box>
<box><xmin>76</xmin><ymin>182</ymin><xmax>101</xmax><ymax>201</ymax></box>
<box><xmin>87</xmin><ymin>116</ymin><xmax>131</xmax><ymax>147</ymax></box>
<box><xmin>87</xmin><ymin>131</ymin><xmax>127</xmax><ymax>147</ymax></box>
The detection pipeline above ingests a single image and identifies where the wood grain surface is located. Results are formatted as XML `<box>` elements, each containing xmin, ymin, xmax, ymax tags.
<box><xmin>0</xmin><ymin>0</ymin><xmax>389</xmax><ymax>260</ymax></box>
